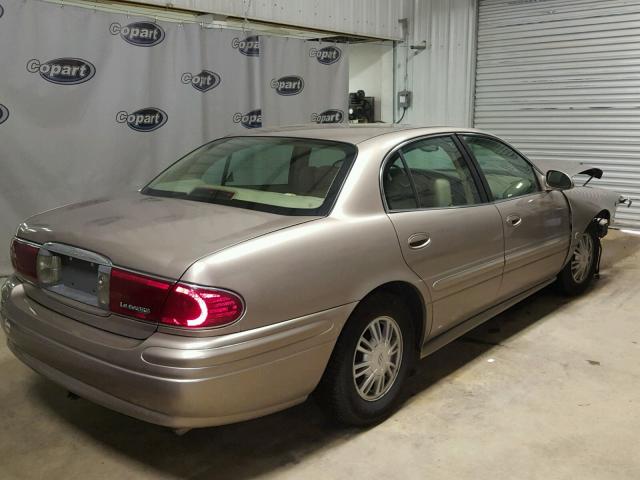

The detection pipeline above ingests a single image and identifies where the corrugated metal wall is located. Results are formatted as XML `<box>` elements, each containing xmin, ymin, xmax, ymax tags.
<box><xmin>401</xmin><ymin>0</ymin><xmax>477</xmax><ymax>127</ymax></box>
<box><xmin>474</xmin><ymin>0</ymin><xmax>640</xmax><ymax>228</ymax></box>
<box><xmin>133</xmin><ymin>0</ymin><xmax>404</xmax><ymax>39</ymax></box>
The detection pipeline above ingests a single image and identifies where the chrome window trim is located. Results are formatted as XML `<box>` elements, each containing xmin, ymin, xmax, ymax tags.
<box><xmin>386</xmin><ymin>203</ymin><xmax>492</xmax><ymax>214</ymax></box>
<box><xmin>490</xmin><ymin>190</ymin><xmax>547</xmax><ymax>205</ymax></box>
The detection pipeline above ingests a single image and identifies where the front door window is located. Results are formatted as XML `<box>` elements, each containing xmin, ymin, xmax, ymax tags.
<box><xmin>460</xmin><ymin>135</ymin><xmax>540</xmax><ymax>200</ymax></box>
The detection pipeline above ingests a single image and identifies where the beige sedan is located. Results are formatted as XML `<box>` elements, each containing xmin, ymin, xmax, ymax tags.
<box><xmin>1</xmin><ymin>125</ymin><xmax>622</xmax><ymax>430</ymax></box>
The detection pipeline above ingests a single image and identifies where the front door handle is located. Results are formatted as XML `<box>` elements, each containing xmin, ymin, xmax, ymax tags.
<box><xmin>408</xmin><ymin>233</ymin><xmax>431</xmax><ymax>249</ymax></box>
<box><xmin>506</xmin><ymin>214</ymin><xmax>522</xmax><ymax>227</ymax></box>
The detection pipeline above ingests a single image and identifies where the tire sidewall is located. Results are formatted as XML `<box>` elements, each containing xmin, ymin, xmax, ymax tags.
<box><xmin>336</xmin><ymin>294</ymin><xmax>415</xmax><ymax>424</ymax></box>
<box><xmin>559</xmin><ymin>226</ymin><xmax>599</xmax><ymax>295</ymax></box>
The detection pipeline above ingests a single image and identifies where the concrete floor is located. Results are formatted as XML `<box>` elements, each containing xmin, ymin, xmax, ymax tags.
<box><xmin>1</xmin><ymin>230</ymin><xmax>639</xmax><ymax>480</ymax></box>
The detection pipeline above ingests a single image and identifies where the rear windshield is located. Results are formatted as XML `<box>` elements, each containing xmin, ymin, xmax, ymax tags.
<box><xmin>142</xmin><ymin>136</ymin><xmax>357</xmax><ymax>216</ymax></box>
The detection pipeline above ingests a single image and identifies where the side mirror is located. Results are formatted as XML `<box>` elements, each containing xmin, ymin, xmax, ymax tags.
<box><xmin>545</xmin><ymin>170</ymin><xmax>574</xmax><ymax>190</ymax></box>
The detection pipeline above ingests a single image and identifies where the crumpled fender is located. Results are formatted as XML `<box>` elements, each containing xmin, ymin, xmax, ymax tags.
<box><xmin>560</xmin><ymin>185</ymin><xmax>620</xmax><ymax>266</ymax></box>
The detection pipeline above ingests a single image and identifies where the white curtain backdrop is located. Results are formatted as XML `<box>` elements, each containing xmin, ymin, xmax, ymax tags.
<box><xmin>0</xmin><ymin>0</ymin><xmax>349</xmax><ymax>274</ymax></box>
<box><xmin>261</xmin><ymin>36</ymin><xmax>348</xmax><ymax>126</ymax></box>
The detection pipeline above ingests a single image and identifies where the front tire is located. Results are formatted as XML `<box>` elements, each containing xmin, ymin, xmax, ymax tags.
<box><xmin>557</xmin><ymin>226</ymin><xmax>599</xmax><ymax>296</ymax></box>
<box><xmin>316</xmin><ymin>292</ymin><xmax>416</xmax><ymax>426</ymax></box>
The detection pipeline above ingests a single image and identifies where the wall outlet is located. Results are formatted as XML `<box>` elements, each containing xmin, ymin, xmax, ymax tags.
<box><xmin>398</xmin><ymin>90</ymin><xmax>412</xmax><ymax>108</ymax></box>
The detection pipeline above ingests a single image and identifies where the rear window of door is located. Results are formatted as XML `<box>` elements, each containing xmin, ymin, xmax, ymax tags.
<box><xmin>383</xmin><ymin>136</ymin><xmax>482</xmax><ymax>210</ymax></box>
<box><xmin>383</xmin><ymin>153</ymin><xmax>419</xmax><ymax>210</ymax></box>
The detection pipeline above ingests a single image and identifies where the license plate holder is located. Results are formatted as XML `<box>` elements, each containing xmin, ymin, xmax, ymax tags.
<box><xmin>40</xmin><ymin>243</ymin><xmax>111</xmax><ymax>308</ymax></box>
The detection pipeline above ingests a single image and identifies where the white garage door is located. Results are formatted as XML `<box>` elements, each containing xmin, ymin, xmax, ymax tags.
<box><xmin>474</xmin><ymin>0</ymin><xmax>640</xmax><ymax>228</ymax></box>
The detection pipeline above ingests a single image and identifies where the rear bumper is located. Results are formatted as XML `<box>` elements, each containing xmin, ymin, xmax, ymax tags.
<box><xmin>1</xmin><ymin>279</ymin><xmax>354</xmax><ymax>428</ymax></box>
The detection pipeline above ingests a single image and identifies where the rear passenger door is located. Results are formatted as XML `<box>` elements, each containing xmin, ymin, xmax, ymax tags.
<box><xmin>459</xmin><ymin>134</ymin><xmax>571</xmax><ymax>300</ymax></box>
<box><xmin>382</xmin><ymin>135</ymin><xmax>505</xmax><ymax>338</ymax></box>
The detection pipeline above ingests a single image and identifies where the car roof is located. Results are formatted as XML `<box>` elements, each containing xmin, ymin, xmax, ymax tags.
<box><xmin>236</xmin><ymin>124</ymin><xmax>486</xmax><ymax>145</ymax></box>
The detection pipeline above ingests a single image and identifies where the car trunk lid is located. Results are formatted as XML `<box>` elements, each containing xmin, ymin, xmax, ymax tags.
<box><xmin>16</xmin><ymin>192</ymin><xmax>317</xmax><ymax>338</ymax></box>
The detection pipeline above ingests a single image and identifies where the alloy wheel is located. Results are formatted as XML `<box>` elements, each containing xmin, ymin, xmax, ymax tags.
<box><xmin>352</xmin><ymin>315</ymin><xmax>403</xmax><ymax>402</ymax></box>
<box><xmin>571</xmin><ymin>233</ymin><xmax>594</xmax><ymax>284</ymax></box>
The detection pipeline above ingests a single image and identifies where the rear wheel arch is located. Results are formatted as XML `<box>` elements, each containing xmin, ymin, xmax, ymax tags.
<box><xmin>315</xmin><ymin>284</ymin><xmax>423</xmax><ymax>425</ymax></box>
<box><xmin>356</xmin><ymin>281</ymin><xmax>427</xmax><ymax>352</ymax></box>
<box><xmin>315</xmin><ymin>281</ymin><xmax>426</xmax><ymax>395</ymax></box>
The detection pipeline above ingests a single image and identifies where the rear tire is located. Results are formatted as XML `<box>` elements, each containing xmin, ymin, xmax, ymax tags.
<box><xmin>316</xmin><ymin>292</ymin><xmax>416</xmax><ymax>426</ymax></box>
<box><xmin>556</xmin><ymin>225</ymin><xmax>599</xmax><ymax>296</ymax></box>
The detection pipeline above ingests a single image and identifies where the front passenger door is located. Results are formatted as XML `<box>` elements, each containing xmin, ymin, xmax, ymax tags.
<box><xmin>459</xmin><ymin>135</ymin><xmax>571</xmax><ymax>301</ymax></box>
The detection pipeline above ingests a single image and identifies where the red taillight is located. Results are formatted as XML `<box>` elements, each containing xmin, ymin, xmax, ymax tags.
<box><xmin>108</xmin><ymin>268</ymin><xmax>243</xmax><ymax>329</ymax></box>
<box><xmin>10</xmin><ymin>238</ymin><xmax>38</xmax><ymax>281</ymax></box>
<box><xmin>160</xmin><ymin>283</ymin><xmax>244</xmax><ymax>328</ymax></box>
<box><xmin>109</xmin><ymin>268</ymin><xmax>172</xmax><ymax>322</ymax></box>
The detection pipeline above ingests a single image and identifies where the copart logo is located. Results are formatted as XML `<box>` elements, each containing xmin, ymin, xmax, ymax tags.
<box><xmin>270</xmin><ymin>76</ymin><xmax>304</xmax><ymax>96</ymax></box>
<box><xmin>181</xmin><ymin>70</ymin><xmax>221</xmax><ymax>92</ymax></box>
<box><xmin>309</xmin><ymin>46</ymin><xmax>342</xmax><ymax>65</ymax></box>
<box><xmin>0</xmin><ymin>104</ymin><xmax>9</xmax><ymax>125</ymax></box>
<box><xmin>116</xmin><ymin>108</ymin><xmax>167</xmax><ymax>132</ymax></box>
<box><xmin>26</xmin><ymin>58</ymin><xmax>96</xmax><ymax>85</ymax></box>
<box><xmin>110</xmin><ymin>22</ymin><xmax>165</xmax><ymax>47</ymax></box>
<box><xmin>232</xmin><ymin>35</ymin><xmax>260</xmax><ymax>56</ymax></box>
<box><xmin>311</xmin><ymin>109</ymin><xmax>344</xmax><ymax>124</ymax></box>
<box><xmin>233</xmin><ymin>109</ymin><xmax>262</xmax><ymax>129</ymax></box>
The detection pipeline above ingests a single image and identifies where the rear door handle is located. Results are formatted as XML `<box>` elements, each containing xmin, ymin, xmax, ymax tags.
<box><xmin>408</xmin><ymin>233</ymin><xmax>431</xmax><ymax>249</ymax></box>
<box><xmin>506</xmin><ymin>214</ymin><xmax>522</xmax><ymax>227</ymax></box>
